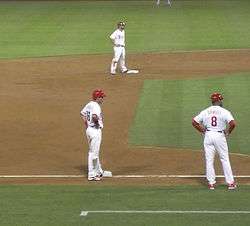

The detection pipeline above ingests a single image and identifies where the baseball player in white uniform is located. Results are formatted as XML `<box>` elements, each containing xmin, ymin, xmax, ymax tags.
<box><xmin>80</xmin><ymin>89</ymin><xmax>106</xmax><ymax>181</ymax></box>
<box><xmin>156</xmin><ymin>0</ymin><xmax>172</xmax><ymax>6</ymax></box>
<box><xmin>110</xmin><ymin>21</ymin><xmax>128</xmax><ymax>75</ymax></box>
<box><xmin>192</xmin><ymin>93</ymin><xmax>237</xmax><ymax>190</ymax></box>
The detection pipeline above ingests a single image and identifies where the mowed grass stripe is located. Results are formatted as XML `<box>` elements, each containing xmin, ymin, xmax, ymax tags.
<box><xmin>129</xmin><ymin>73</ymin><xmax>250</xmax><ymax>155</ymax></box>
<box><xmin>1</xmin><ymin>185</ymin><xmax>250</xmax><ymax>226</ymax></box>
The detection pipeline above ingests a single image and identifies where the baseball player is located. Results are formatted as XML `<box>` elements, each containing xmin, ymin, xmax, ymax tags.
<box><xmin>110</xmin><ymin>21</ymin><xmax>128</xmax><ymax>75</ymax></box>
<box><xmin>192</xmin><ymin>93</ymin><xmax>237</xmax><ymax>190</ymax></box>
<box><xmin>156</xmin><ymin>0</ymin><xmax>172</xmax><ymax>6</ymax></box>
<box><xmin>80</xmin><ymin>89</ymin><xmax>106</xmax><ymax>181</ymax></box>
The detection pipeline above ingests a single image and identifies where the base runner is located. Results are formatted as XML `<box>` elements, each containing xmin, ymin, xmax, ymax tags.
<box><xmin>80</xmin><ymin>89</ymin><xmax>107</xmax><ymax>181</ymax></box>
<box><xmin>110</xmin><ymin>21</ymin><xmax>128</xmax><ymax>75</ymax></box>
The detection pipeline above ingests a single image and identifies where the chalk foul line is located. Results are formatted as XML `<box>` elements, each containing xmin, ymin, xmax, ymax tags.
<box><xmin>80</xmin><ymin>210</ymin><xmax>250</xmax><ymax>217</ymax></box>
<box><xmin>1</xmin><ymin>175</ymin><xmax>250</xmax><ymax>178</ymax></box>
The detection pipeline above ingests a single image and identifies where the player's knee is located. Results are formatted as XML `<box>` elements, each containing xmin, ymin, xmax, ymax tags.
<box><xmin>89</xmin><ymin>152</ymin><xmax>98</xmax><ymax>160</ymax></box>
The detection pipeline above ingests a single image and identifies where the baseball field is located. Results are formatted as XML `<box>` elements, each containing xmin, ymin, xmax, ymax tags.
<box><xmin>1</xmin><ymin>0</ymin><xmax>250</xmax><ymax>225</ymax></box>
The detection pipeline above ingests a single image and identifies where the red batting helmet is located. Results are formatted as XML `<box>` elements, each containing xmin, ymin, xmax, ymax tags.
<box><xmin>92</xmin><ymin>89</ymin><xmax>106</xmax><ymax>100</ymax></box>
<box><xmin>210</xmin><ymin>92</ymin><xmax>223</xmax><ymax>102</ymax></box>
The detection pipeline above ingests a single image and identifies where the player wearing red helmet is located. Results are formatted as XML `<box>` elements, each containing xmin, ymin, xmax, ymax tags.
<box><xmin>210</xmin><ymin>92</ymin><xmax>224</xmax><ymax>106</ymax></box>
<box><xmin>192</xmin><ymin>92</ymin><xmax>237</xmax><ymax>190</ymax></box>
<box><xmin>80</xmin><ymin>89</ymin><xmax>111</xmax><ymax>181</ymax></box>
<box><xmin>92</xmin><ymin>89</ymin><xmax>106</xmax><ymax>101</ymax></box>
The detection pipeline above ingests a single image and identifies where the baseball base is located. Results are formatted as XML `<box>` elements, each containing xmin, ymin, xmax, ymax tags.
<box><xmin>126</xmin><ymin>69</ymin><xmax>139</xmax><ymax>74</ymax></box>
<box><xmin>103</xmin><ymin>170</ymin><xmax>112</xmax><ymax>177</ymax></box>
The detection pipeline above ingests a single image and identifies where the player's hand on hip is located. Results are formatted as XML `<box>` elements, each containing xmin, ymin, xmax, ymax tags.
<box><xmin>224</xmin><ymin>130</ymin><xmax>229</xmax><ymax>138</ymax></box>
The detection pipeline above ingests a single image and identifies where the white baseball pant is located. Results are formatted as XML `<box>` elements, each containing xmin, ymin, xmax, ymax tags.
<box><xmin>157</xmin><ymin>0</ymin><xmax>171</xmax><ymax>5</ymax></box>
<box><xmin>204</xmin><ymin>131</ymin><xmax>235</xmax><ymax>185</ymax></box>
<box><xmin>111</xmin><ymin>46</ymin><xmax>127</xmax><ymax>74</ymax></box>
<box><xmin>86</xmin><ymin>127</ymin><xmax>103</xmax><ymax>178</ymax></box>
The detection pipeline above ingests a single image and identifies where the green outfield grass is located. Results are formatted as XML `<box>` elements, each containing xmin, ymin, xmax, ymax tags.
<box><xmin>0</xmin><ymin>0</ymin><xmax>250</xmax><ymax>58</ymax></box>
<box><xmin>129</xmin><ymin>72</ymin><xmax>250</xmax><ymax>155</ymax></box>
<box><xmin>0</xmin><ymin>185</ymin><xmax>250</xmax><ymax>226</ymax></box>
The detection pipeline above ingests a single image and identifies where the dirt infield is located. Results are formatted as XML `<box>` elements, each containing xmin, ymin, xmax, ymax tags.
<box><xmin>1</xmin><ymin>50</ymin><xmax>250</xmax><ymax>185</ymax></box>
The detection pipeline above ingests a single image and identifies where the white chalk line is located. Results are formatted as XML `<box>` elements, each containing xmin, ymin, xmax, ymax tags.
<box><xmin>80</xmin><ymin>210</ymin><xmax>250</xmax><ymax>217</ymax></box>
<box><xmin>113</xmin><ymin>175</ymin><xmax>250</xmax><ymax>178</ymax></box>
<box><xmin>133</xmin><ymin>145</ymin><xmax>250</xmax><ymax>158</ymax></box>
<box><xmin>231</xmin><ymin>153</ymin><xmax>250</xmax><ymax>158</ymax></box>
<box><xmin>156</xmin><ymin>48</ymin><xmax>250</xmax><ymax>54</ymax></box>
<box><xmin>1</xmin><ymin>175</ymin><xmax>250</xmax><ymax>178</ymax></box>
<box><xmin>0</xmin><ymin>175</ymin><xmax>84</xmax><ymax>178</ymax></box>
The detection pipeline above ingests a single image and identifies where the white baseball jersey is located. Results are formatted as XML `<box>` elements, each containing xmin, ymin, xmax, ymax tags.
<box><xmin>110</xmin><ymin>29</ymin><xmax>125</xmax><ymax>46</ymax></box>
<box><xmin>80</xmin><ymin>101</ymin><xmax>103</xmax><ymax>129</ymax></box>
<box><xmin>193</xmin><ymin>106</ymin><xmax>234</xmax><ymax>132</ymax></box>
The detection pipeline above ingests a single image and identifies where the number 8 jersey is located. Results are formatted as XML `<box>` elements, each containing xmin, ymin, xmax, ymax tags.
<box><xmin>193</xmin><ymin>105</ymin><xmax>234</xmax><ymax>132</ymax></box>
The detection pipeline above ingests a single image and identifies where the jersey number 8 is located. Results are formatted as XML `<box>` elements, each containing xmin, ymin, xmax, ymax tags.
<box><xmin>211</xmin><ymin>116</ymin><xmax>217</xmax><ymax>127</ymax></box>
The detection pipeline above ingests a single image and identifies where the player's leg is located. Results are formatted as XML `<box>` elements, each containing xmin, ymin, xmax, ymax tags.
<box><xmin>86</xmin><ymin>129</ymin><xmax>96</xmax><ymax>179</ymax></box>
<box><xmin>111</xmin><ymin>47</ymin><xmax>122</xmax><ymax>75</ymax></box>
<box><xmin>167</xmin><ymin>0</ymin><xmax>171</xmax><ymax>6</ymax></box>
<box><xmin>86</xmin><ymin>128</ymin><xmax>96</xmax><ymax>179</ymax></box>
<box><xmin>91</xmin><ymin>132</ymin><xmax>102</xmax><ymax>176</ymax></box>
<box><xmin>215</xmin><ymin>136</ymin><xmax>235</xmax><ymax>185</ymax></box>
<box><xmin>204</xmin><ymin>145</ymin><xmax>216</xmax><ymax>185</ymax></box>
<box><xmin>87</xmin><ymin>152</ymin><xmax>96</xmax><ymax>179</ymax></box>
<box><xmin>119</xmin><ymin>47</ymin><xmax>128</xmax><ymax>73</ymax></box>
<box><xmin>204</xmin><ymin>134</ymin><xmax>216</xmax><ymax>186</ymax></box>
<box><xmin>86</xmin><ymin>128</ymin><xmax>102</xmax><ymax>180</ymax></box>
<box><xmin>94</xmin><ymin>130</ymin><xmax>103</xmax><ymax>176</ymax></box>
<box><xmin>156</xmin><ymin>0</ymin><xmax>160</xmax><ymax>5</ymax></box>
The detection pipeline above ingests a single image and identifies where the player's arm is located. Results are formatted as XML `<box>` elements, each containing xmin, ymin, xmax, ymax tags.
<box><xmin>224</xmin><ymin>120</ymin><xmax>236</xmax><ymax>136</ymax></box>
<box><xmin>224</xmin><ymin>111</ymin><xmax>236</xmax><ymax>136</ymax></box>
<box><xmin>110</xmin><ymin>32</ymin><xmax>115</xmax><ymax>44</ymax></box>
<box><xmin>110</xmin><ymin>37</ymin><xmax>115</xmax><ymax>45</ymax></box>
<box><xmin>92</xmin><ymin>114</ymin><xmax>99</xmax><ymax>128</ymax></box>
<box><xmin>192</xmin><ymin>118</ymin><xmax>206</xmax><ymax>134</ymax></box>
